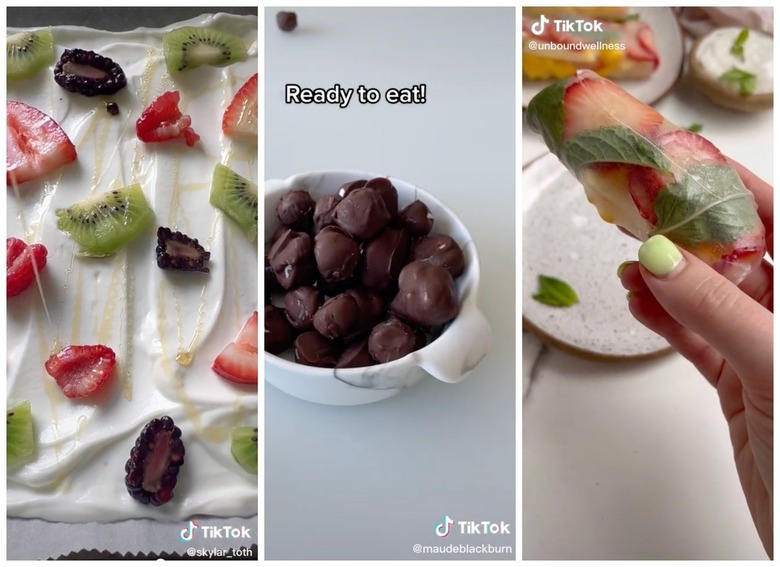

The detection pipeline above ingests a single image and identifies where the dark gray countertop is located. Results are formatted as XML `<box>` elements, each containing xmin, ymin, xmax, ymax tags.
<box><xmin>8</xmin><ymin>6</ymin><xmax>256</xmax><ymax>30</ymax></box>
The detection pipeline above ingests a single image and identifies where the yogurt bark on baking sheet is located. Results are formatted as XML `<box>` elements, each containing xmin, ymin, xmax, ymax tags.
<box><xmin>7</xmin><ymin>7</ymin><xmax>258</xmax><ymax>558</ymax></box>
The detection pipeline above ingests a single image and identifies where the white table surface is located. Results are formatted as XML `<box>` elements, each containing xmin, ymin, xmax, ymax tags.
<box><xmin>264</xmin><ymin>7</ymin><xmax>516</xmax><ymax>560</ymax></box>
<box><xmin>522</xmin><ymin>21</ymin><xmax>772</xmax><ymax>560</ymax></box>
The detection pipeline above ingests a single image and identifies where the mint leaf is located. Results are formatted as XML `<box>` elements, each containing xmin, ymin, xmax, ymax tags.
<box><xmin>686</xmin><ymin>123</ymin><xmax>703</xmax><ymax>133</ymax></box>
<box><xmin>730</xmin><ymin>27</ymin><xmax>750</xmax><ymax>58</ymax></box>
<box><xmin>526</xmin><ymin>78</ymin><xmax>568</xmax><ymax>155</ymax></box>
<box><xmin>561</xmin><ymin>126</ymin><xmax>669</xmax><ymax>172</ymax></box>
<box><xmin>533</xmin><ymin>275</ymin><xmax>579</xmax><ymax>308</ymax></box>
<box><xmin>720</xmin><ymin>67</ymin><xmax>757</xmax><ymax>96</ymax></box>
<box><xmin>653</xmin><ymin>164</ymin><xmax>763</xmax><ymax>247</ymax></box>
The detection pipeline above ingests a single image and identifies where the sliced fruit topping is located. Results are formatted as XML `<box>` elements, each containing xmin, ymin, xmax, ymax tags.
<box><xmin>213</xmin><ymin>311</ymin><xmax>258</xmax><ymax>385</ymax></box>
<box><xmin>53</xmin><ymin>48</ymin><xmax>127</xmax><ymax>96</ymax></box>
<box><xmin>234</xmin><ymin>311</ymin><xmax>259</xmax><ymax>350</ymax></box>
<box><xmin>7</xmin><ymin>237</ymin><xmax>47</xmax><ymax>298</ymax></box>
<box><xmin>136</xmin><ymin>90</ymin><xmax>200</xmax><ymax>146</ymax></box>
<box><xmin>7</xmin><ymin>400</ymin><xmax>35</xmax><ymax>470</ymax></box>
<box><xmin>562</xmin><ymin>71</ymin><xmax>663</xmax><ymax>141</ymax></box>
<box><xmin>231</xmin><ymin>426</ymin><xmax>258</xmax><ymax>475</ymax></box>
<box><xmin>7</xmin><ymin>29</ymin><xmax>54</xmax><ymax>81</ymax></box>
<box><xmin>162</xmin><ymin>26</ymin><xmax>248</xmax><ymax>75</ymax></box>
<box><xmin>210</xmin><ymin>164</ymin><xmax>258</xmax><ymax>242</ymax></box>
<box><xmin>124</xmin><ymin>416</ymin><xmax>185</xmax><ymax>506</ymax></box>
<box><xmin>7</xmin><ymin>100</ymin><xmax>77</xmax><ymax>186</ymax></box>
<box><xmin>55</xmin><ymin>183</ymin><xmax>154</xmax><ymax>257</ymax></box>
<box><xmin>44</xmin><ymin>344</ymin><xmax>116</xmax><ymax>399</ymax></box>
<box><xmin>223</xmin><ymin>73</ymin><xmax>258</xmax><ymax>139</ymax></box>
<box><xmin>156</xmin><ymin>226</ymin><xmax>210</xmax><ymax>273</ymax></box>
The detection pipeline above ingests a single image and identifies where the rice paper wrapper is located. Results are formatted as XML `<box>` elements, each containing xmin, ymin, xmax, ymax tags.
<box><xmin>526</xmin><ymin>69</ymin><xmax>766</xmax><ymax>284</ymax></box>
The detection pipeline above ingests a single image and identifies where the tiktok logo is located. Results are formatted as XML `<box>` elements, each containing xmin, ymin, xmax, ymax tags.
<box><xmin>179</xmin><ymin>520</ymin><xmax>199</xmax><ymax>542</ymax></box>
<box><xmin>531</xmin><ymin>15</ymin><xmax>549</xmax><ymax>35</ymax></box>
<box><xmin>435</xmin><ymin>515</ymin><xmax>455</xmax><ymax>538</ymax></box>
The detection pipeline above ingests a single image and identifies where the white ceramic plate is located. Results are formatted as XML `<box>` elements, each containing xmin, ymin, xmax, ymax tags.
<box><xmin>522</xmin><ymin>153</ymin><xmax>672</xmax><ymax>360</ymax></box>
<box><xmin>522</xmin><ymin>7</ymin><xmax>684</xmax><ymax>108</ymax></box>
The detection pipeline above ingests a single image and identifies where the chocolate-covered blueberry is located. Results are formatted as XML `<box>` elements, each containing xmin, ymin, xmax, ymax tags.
<box><xmin>276</xmin><ymin>11</ymin><xmax>298</xmax><ymax>32</ymax></box>
<box><xmin>410</xmin><ymin>235</ymin><xmax>465</xmax><ymax>277</ymax></box>
<box><xmin>396</xmin><ymin>200</ymin><xmax>434</xmax><ymax>236</ymax></box>
<box><xmin>337</xmin><ymin>179</ymin><xmax>367</xmax><ymax>198</ymax></box>
<box><xmin>294</xmin><ymin>332</ymin><xmax>339</xmax><ymax>367</ymax></box>
<box><xmin>364</xmin><ymin>177</ymin><xmax>399</xmax><ymax>217</ymax></box>
<box><xmin>314</xmin><ymin>226</ymin><xmax>360</xmax><ymax>283</ymax></box>
<box><xmin>345</xmin><ymin>288</ymin><xmax>386</xmax><ymax>336</ymax></box>
<box><xmin>360</xmin><ymin>227</ymin><xmax>410</xmax><ymax>291</ymax></box>
<box><xmin>284</xmin><ymin>286</ymin><xmax>323</xmax><ymax>330</ymax></box>
<box><xmin>313</xmin><ymin>293</ymin><xmax>359</xmax><ymax>339</ymax></box>
<box><xmin>336</xmin><ymin>338</ymin><xmax>376</xmax><ymax>368</ymax></box>
<box><xmin>265</xmin><ymin>252</ymin><xmax>282</xmax><ymax>303</ymax></box>
<box><xmin>276</xmin><ymin>189</ymin><xmax>315</xmax><ymax>232</ymax></box>
<box><xmin>313</xmin><ymin>194</ymin><xmax>342</xmax><ymax>233</ymax></box>
<box><xmin>334</xmin><ymin>187</ymin><xmax>391</xmax><ymax>240</ymax></box>
<box><xmin>390</xmin><ymin>261</ymin><xmax>459</xmax><ymax>328</ymax></box>
<box><xmin>265</xmin><ymin>305</ymin><xmax>296</xmax><ymax>354</ymax></box>
<box><xmin>368</xmin><ymin>318</ymin><xmax>417</xmax><ymax>363</ymax></box>
<box><xmin>268</xmin><ymin>229</ymin><xmax>317</xmax><ymax>290</ymax></box>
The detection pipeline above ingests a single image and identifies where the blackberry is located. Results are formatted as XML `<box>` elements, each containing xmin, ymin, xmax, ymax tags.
<box><xmin>156</xmin><ymin>227</ymin><xmax>210</xmax><ymax>273</ymax></box>
<box><xmin>53</xmin><ymin>48</ymin><xmax>127</xmax><ymax>96</ymax></box>
<box><xmin>124</xmin><ymin>416</ymin><xmax>185</xmax><ymax>506</ymax></box>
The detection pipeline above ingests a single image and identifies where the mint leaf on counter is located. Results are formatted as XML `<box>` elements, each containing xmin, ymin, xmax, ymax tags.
<box><xmin>533</xmin><ymin>275</ymin><xmax>579</xmax><ymax>308</ymax></box>
<box><xmin>730</xmin><ymin>27</ymin><xmax>750</xmax><ymax>59</ymax></box>
<box><xmin>720</xmin><ymin>67</ymin><xmax>757</xmax><ymax>96</ymax></box>
<box><xmin>562</xmin><ymin>126</ymin><xmax>670</xmax><ymax>172</ymax></box>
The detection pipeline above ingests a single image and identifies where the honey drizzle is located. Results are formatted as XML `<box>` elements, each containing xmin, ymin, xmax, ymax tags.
<box><xmin>156</xmin><ymin>282</ymin><xmax>226</xmax><ymax>444</ymax></box>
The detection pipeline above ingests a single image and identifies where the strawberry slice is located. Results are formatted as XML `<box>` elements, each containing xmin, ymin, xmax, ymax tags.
<box><xmin>7</xmin><ymin>237</ymin><xmax>48</xmax><ymax>298</ymax></box>
<box><xmin>136</xmin><ymin>91</ymin><xmax>200</xmax><ymax>147</ymax></box>
<box><xmin>7</xmin><ymin>101</ymin><xmax>77</xmax><ymax>186</ymax></box>
<box><xmin>234</xmin><ymin>311</ymin><xmax>258</xmax><ymax>350</ymax></box>
<box><xmin>222</xmin><ymin>74</ymin><xmax>258</xmax><ymax>139</ymax></box>
<box><xmin>655</xmin><ymin>129</ymin><xmax>727</xmax><ymax>170</ymax></box>
<box><xmin>562</xmin><ymin>71</ymin><xmax>664</xmax><ymax>141</ymax></box>
<box><xmin>45</xmin><ymin>345</ymin><xmax>116</xmax><ymax>398</ymax></box>
<box><xmin>213</xmin><ymin>311</ymin><xmax>258</xmax><ymax>385</ymax></box>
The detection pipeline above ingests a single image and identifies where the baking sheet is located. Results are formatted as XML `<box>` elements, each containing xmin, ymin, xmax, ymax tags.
<box><xmin>6</xmin><ymin>6</ymin><xmax>258</xmax><ymax>560</ymax></box>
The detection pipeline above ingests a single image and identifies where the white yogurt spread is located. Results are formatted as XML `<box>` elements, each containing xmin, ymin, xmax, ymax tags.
<box><xmin>7</xmin><ymin>13</ymin><xmax>258</xmax><ymax>522</ymax></box>
<box><xmin>697</xmin><ymin>27</ymin><xmax>773</xmax><ymax>95</ymax></box>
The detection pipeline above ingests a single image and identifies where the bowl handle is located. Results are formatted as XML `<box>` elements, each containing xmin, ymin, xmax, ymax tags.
<box><xmin>419</xmin><ymin>306</ymin><xmax>491</xmax><ymax>384</ymax></box>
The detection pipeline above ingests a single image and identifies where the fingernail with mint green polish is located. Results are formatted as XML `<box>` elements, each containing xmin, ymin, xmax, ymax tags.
<box><xmin>617</xmin><ymin>261</ymin><xmax>635</xmax><ymax>278</ymax></box>
<box><xmin>638</xmin><ymin>235</ymin><xmax>684</xmax><ymax>278</ymax></box>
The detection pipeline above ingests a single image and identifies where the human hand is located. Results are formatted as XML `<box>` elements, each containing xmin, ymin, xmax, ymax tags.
<box><xmin>618</xmin><ymin>158</ymin><xmax>773</xmax><ymax>557</ymax></box>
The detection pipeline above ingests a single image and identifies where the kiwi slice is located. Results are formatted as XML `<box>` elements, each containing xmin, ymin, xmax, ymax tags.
<box><xmin>163</xmin><ymin>26</ymin><xmax>248</xmax><ymax>75</ymax></box>
<box><xmin>8</xmin><ymin>401</ymin><xmax>35</xmax><ymax>470</ymax></box>
<box><xmin>210</xmin><ymin>164</ymin><xmax>258</xmax><ymax>243</ymax></box>
<box><xmin>56</xmin><ymin>183</ymin><xmax>155</xmax><ymax>257</ymax></box>
<box><xmin>7</xmin><ymin>29</ymin><xmax>55</xmax><ymax>81</ymax></box>
<box><xmin>231</xmin><ymin>426</ymin><xmax>258</xmax><ymax>475</ymax></box>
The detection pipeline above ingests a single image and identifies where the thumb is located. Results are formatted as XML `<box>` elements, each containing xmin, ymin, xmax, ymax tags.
<box><xmin>638</xmin><ymin>235</ymin><xmax>772</xmax><ymax>386</ymax></box>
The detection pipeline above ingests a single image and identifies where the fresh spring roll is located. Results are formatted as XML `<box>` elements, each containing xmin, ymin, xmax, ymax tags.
<box><xmin>526</xmin><ymin>70</ymin><xmax>766</xmax><ymax>284</ymax></box>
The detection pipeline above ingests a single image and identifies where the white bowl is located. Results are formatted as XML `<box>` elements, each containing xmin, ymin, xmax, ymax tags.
<box><xmin>264</xmin><ymin>171</ymin><xmax>491</xmax><ymax>405</ymax></box>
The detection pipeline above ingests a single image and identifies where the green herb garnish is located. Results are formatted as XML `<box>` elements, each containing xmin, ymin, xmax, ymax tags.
<box><xmin>720</xmin><ymin>67</ymin><xmax>757</xmax><ymax>96</ymax></box>
<box><xmin>533</xmin><ymin>275</ymin><xmax>579</xmax><ymax>308</ymax></box>
<box><xmin>615</xmin><ymin>13</ymin><xmax>640</xmax><ymax>23</ymax></box>
<box><xmin>686</xmin><ymin>123</ymin><xmax>703</xmax><ymax>133</ymax></box>
<box><xmin>730</xmin><ymin>27</ymin><xmax>750</xmax><ymax>58</ymax></box>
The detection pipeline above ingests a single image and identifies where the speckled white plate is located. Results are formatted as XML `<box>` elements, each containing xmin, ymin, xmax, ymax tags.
<box><xmin>522</xmin><ymin>6</ymin><xmax>685</xmax><ymax>108</ymax></box>
<box><xmin>522</xmin><ymin>153</ymin><xmax>672</xmax><ymax>360</ymax></box>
